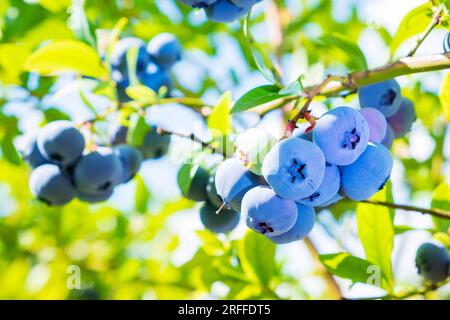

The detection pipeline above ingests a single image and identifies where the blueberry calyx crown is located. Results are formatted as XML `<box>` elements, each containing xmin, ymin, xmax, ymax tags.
<box><xmin>255</xmin><ymin>221</ymin><xmax>274</xmax><ymax>235</ymax></box>
<box><xmin>342</xmin><ymin>128</ymin><xmax>360</xmax><ymax>150</ymax></box>
<box><xmin>379</xmin><ymin>89</ymin><xmax>397</xmax><ymax>106</ymax></box>
<box><xmin>287</xmin><ymin>158</ymin><xmax>306</xmax><ymax>183</ymax></box>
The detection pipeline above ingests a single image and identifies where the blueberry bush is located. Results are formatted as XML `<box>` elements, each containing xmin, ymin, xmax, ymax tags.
<box><xmin>0</xmin><ymin>0</ymin><xmax>449</xmax><ymax>300</ymax></box>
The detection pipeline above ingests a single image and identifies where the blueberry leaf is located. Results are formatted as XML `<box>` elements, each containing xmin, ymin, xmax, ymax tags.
<box><xmin>207</xmin><ymin>91</ymin><xmax>232</xmax><ymax>137</ymax></box>
<box><xmin>319</xmin><ymin>33</ymin><xmax>367</xmax><ymax>71</ymax></box>
<box><xmin>356</xmin><ymin>184</ymin><xmax>395</xmax><ymax>292</ymax></box>
<box><xmin>231</xmin><ymin>85</ymin><xmax>291</xmax><ymax>114</ymax></box>
<box><xmin>439</xmin><ymin>72</ymin><xmax>450</xmax><ymax>122</ymax></box>
<box><xmin>319</xmin><ymin>253</ymin><xmax>382</xmax><ymax>286</ymax></box>
<box><xmin>24</xmin><ymin>40</ymin><xmax>107</xmax><ymax>79</ymax></box>
<box><xmin>431</xmin><ymin>181</ymin><xmax>450</xmax><ymax>232</ymax></box>
<box><xmin>390</xmin><ymin>2</ymin><xmax>433</xmax><ymax>58</ymax></box>
<box><xmin>68</xmin><ymin>0</ymin><xmax>97</xmax><ymax>48</ymax></box>
<box><xmin>125</xmin><ymin>85</ymin><xmax>157</xmax><ymax>105</ymax></box>
<box><xmin>238</xmin><ymin>231</ymin><xmax>276</xmax><ymax>286</ymax></box>
<box><xmin>135</xmin><ymin>175</ymin><xmax>150</xmax><ymax>214</ymax></box>
<box><xmin>126</xmin><ymin>114</ymin><xmax>150</xmax><ymax>147</ymax></box>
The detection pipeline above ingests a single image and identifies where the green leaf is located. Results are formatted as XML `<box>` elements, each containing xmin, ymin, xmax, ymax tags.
<box><xmin>68</xmin><ymin>0</ymin><xmax>96</xmax><ymax>47</ymax></box>
<box><xmin>439</xmin><ymin>72</ymin><xmax>450</xmax><ymax>122</ymax></box>
<box><xmin>231</xmin><ymin>85</ymin><xmax>290</xmax><ymax>114</ymax></box>
<box><xmin>431</xmin><ymin>181</ymin><xmax>450</xmax><ymax>232</ymax></box>
<box><xmin>176</xmin><ymin>163</ymin><xmax>197</xmax><ymax>197</ymax></box>
<box><xmin>135</xmin><ymin>175</ymin><xmax>150</xmax><ymax>214</ymax></box>
<box><xmin>126</xmin><ymin>114</ymin><xmax>150</xmax><ymax>147</ymax></box>
<box><xmin>1</xmin><ymin>133</ymin><xmax>21</xmax><ymax>165</ymax></box>
<box><xmin>356</xmin><ymin>185</ymin><xmax>395</xmax><ymax>291</ymax></box>
<box><xmin>390</xmin><ymin>3</ymin><xmax>433</xmax><ymax>57</ymax></box>
<box><xmin>24</xmin><ymin>40</ymin><xmax>107</xmax><ymax>78</ymax></box>
<box><xmin>394</xmin><ymin>225</ymin><xmax>416</xmax><ymax>235</ymax></box>
<box><xmin>125</xmin><ymin>85</ymin><xmax>157</xmax><ymax>105</ymax></box>
<box><xmin>319</xmin><ymin>33</ymin><xmax>367</xmax><ymax>70</ymax></box>
<box><xmin>238</xmin><ymin>231</ymin><xmax>276</xmax><ymax>286</ymax></box>
<box><xmin>320</xmin><ymin>253</ymin><xmax>378</xmax><ymax>285</ymax></box>
<box><xmin>207</xmin><ymin>91</ymin><xmax>232</xmax><ymax>137</ymax></box>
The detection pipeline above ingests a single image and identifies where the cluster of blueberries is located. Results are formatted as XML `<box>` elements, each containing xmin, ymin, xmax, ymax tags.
<box><xmin>359</xmin><ymin>79</ymin><xmax>416</xmax><ymax>149</ymax></box>
<box><xmin>179</xmin><ymin>79</ymin><xmax>419</xmax><ymax>244</ymax></box>
<box><xmin>178</xmin><ymin>0</ymin><xmax>262</xmax><ymax>22</ymax></box>
<box><xmin>19</xmin><ymin>121</ymin><xmax>171</xmax><ymax>206</ymax></box>
<box><xmin>415</xmin><ymin>242</ymin><xmax>449</xmax><ymax>283</ymax></box>
<box><xmin>110</xmin><ymin>33</ymin><xmax>182</xmax><ymax>102</ymax></box>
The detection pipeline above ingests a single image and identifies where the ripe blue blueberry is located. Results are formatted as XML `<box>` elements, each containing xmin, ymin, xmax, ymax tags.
<box><xmin>147</xmin><ymin>33</ymin><xmax>182</xmax><ymax>70</ymax></box>
<box><xmin>200</xmin><ymin>202</ymin><xmax>240</xmax><ymax>234</ymax></box>
<box><xmin>77</xmin><ymin>188</ymin><xmax>114</xmax><ymax>204</ymax></box>
<box><xmin>18</xmin><ymin>134</ymin><xmax>49</xmax><ymax>168</ymax></box>
<box><xmin>29</xmin><ymin>164</ymin><xmax>76</xmax><ymax>206</ymax></box>
<box><xmin>296</xmin><ymin>163</ymin><xmax>340</xmax><ymax>207</ymax></box>
<box><xmin>318</xmin><ymin>193</ymin><xmax>343</xmax><ymax>208</ymax></box>
<box><xmin>313</xmin><ymin>106</ymin><xmax>369</xmax><ymax>166</ymax></box>
<box><xmin>109</xmin><ymin>124</ymin><xmax>128</xmax><ymax>146</ymax></box>
<box><xmin>382</xmin><ymin>125</ymin><xmax>395</xmax><ymax>149</ymax></box>
<box><xmin>73</xmin><ymin>148</ymin><xmax>123</xmax><ymax>196</ymax></box>
<box><xmin>215</xmin><ymin>158</ymin><xmax>260</xmax><ymax>211</ymax></box>
<box><xmin>206</xmin><ymin>175</ymin><xmax>224</xmax><ymax>209</ymax></box>
<box><xmin>140</xmin><ymin>63</ymin><xmax>173</xmax><ymax>94</ymax></box>
<box><xmin>236</xmin><ymin>127</ymin><xmax>276</xmax><ymax>175</ymax></box>
<box><xmin>359</xmin><ymin>79</ymin><xmax>402</xmax><ymax>117</ymax></box>
<box><xmin>37</xmin><ymin>121</ymin><xmax>85</xmax><ymax>167</ymax></box>
<box><xmin>243</xmin><ymin>186</ymin><xmax>298</xmax><ymax>236</ymax></box>
<box><xmin>110</xmin><ymin>37</ymin><xmax>150</xmax><ymax>86</ymax></box>
<box><xmin>387</xmin><ymin>98</ymin><xmax>416</xmax><ymax>138</ymax></box>
<box><xmin>262</xmin><ymin>138</ymin><xmax>325</xmax><ymax>200</ymax></box>
<box><xmin>180</xmin><ymin>166</ymin><xmax>210</xmax><ymax>202</ymax></box>
<box><xmin>340</xmin><ymin>142</ymin><xmax>393</xmax><ymax>201</ymax></box>
<box><xmin>178</xmin><ymin>0</ymin><xmax>218</xmax><ymax>8</ymax></box>
<box><xmin>415</xmin><ymin>242</ymin><xmax>449</xmax><ymax>283</ymax></box>
<box><xmin>268</xmin><ymin>203</ymin><xmax>315</xmax><ymax>244</ymax></box>
<box><xmin>114</xmin><ymin>145</ymin><xmax>142</xmax><ymax>183</ymax></box>
<box><xmin>205</xmin><ymin>0</ymin><xmax>249</xmax><ymax>22</ymax></box>
<box><xmin>140</xmin><ymin>127</ymin><xmax>171</xmax><ymax>159</ymax></box>
<box><xmin>230</xmin><ymin>0</ymin><xmax>262</xmax><ymax>8</ymax></box>
<box><xmin>359</xmin><ymin>107</ymin><xmax>387</xmax><ymax>143</ymax></box>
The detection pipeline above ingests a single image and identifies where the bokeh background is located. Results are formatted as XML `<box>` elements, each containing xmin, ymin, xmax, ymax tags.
<box><xmin>0</xmin><ymin>0</ymin><xmax>449</xmax><ymax>299</ymax></box>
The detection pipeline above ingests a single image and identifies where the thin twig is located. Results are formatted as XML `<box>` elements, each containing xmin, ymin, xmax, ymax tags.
<box><xmin>304</xmin><ymin>237</ymin><xmax>344</xmax><ymax>300</ymax></box>
<box><xmin>361</xmin><ymin>200</ymin><xmax>450</xmax><ymax>220</ymax></box>
<box><xmin>407</xmin><ymin>7</ymin><xmax>443</xmax><ymax>57</ymax></box>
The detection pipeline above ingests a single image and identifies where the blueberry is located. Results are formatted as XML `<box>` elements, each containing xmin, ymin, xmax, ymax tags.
<box><xmin>29</xmin><ymin>164</ymin><xmax>76</xmax><ymax>206</ymax></box>
<box><xmin>230</xmin><ymin>0</ymin><xmax>262</xmax><ymax>8</ymax></box>
<box><xmin>77</xmin><ymin>188</ymin><xmax>114</xmax><ymax>204</ymax></box>
<box><xmin>109</xmin><ymin>124</ymin><xmax>128</xmax><ymax>146</ymax></box>
<box><xmin>18</xmin><ymin>134</ymin><xmax>49</xmax><ymax>168</ymax></box>
<box><xmin>387</xmin><ymin>98</ymin><xmax>416</xmax><ymax>138</ymax></box>
<box><xmin>261</xmin><ymin>138</ymin><xmax>325</xmax><ymax>200</ymax></box>
<box><xmin>114</xmin><ymin>145</ymin><xmax>142</xmax><ymax>183</ymax></box>
<box><xmin>359</xmin><ymin>79</ymin><xmax>402</xmax><ymax>117</ymax></box>
<box><xmin>200</xmin><ymin>202</ymin><xmax>240</xmax><ymax>234</ymax></box>
<box><xmin>140</xmin><ymin>63</ymin><xmax>173</xmax><ymax>94</ymax></box>
<box><xmin>359</xmin><ymin>108</ymin><xmax>387</xmax><ymax>143</ymax></box>
<box><xmin>206</xmin><ymin>175</ymin><xmax>223</xmax><ymax>209</ymax></box>
<box><xmin>292</xmin><ymin>122</ymin><xmax>313</xmax><ymax>141</ymax></box>
<box><xmin>444</xmin><ymin>32</ymin><xmax>450</xmax><ymax>52</ymax></box>
<box><xmin>147</xmin><ymin>33</ymin><xmax>182</xmax><ymax>70</ymax></box>
<box><xmin>140</xmin><ymin>127</ymin><xmax>171</xmax><ymax>159</ymax></box>
<box><xmin>215</xmin><ymin>158</ymin><xmax>261</xmax><ymax>211</ymax></box>
<box><xmin>313</xmin><ymin>106</ymin><xmax>369</xmax><ymax>166</ymax></box>
<box><xmin>205</xmin><ymin>0</ymin><xmax>249</xmax><ymax>22</ymax></box>
<box><xmin>178</xmin><ymin>0</ymin><xmax>218</xmax><ymax>8</ymax></box>
<box><xmin>296</xmin><ymin>163</ymin><xmax>340</xmax><ymax>207</ymax></box>
<box><xmin>37</xmin><ymin>121</ymin><xmax>85</xmax><ymax>167</ymax></box>
<box><xmin>110</xmin><ymin>37</ymin><xmax>150</xmax><ymax>84</ymax></box>
<box><xmin>180</xmin><ymin>166</ymin><xmax>210</xmax><ymax>202</ymax></box>
<box><xmin>243</xmin><ymin>186</ymin><xmax>298</xmax><ymax>236</ymax></box>
<box><xmin>268</xmin><ymin>203</ymin><xmax>315</xmax><ymax>244</ymax></box>
<box><xmin>236</xmin><ymin>127</ymin><xmax>276</xmax><ymax>175</ymax></box>
<box><xmin>73</xmin><ymin>148</ymin><xmax>123</xmax><ymax>195</ymax></box>
<box><xmin>318</xmin><ymin>193</ymin><xmax>343</xmax><ymax>208</ymax></box>
<box><xmin>340</xmin><ymin>142</ymin><xmax>393</xmax><ymax>201</ymax></box>
<box><xmin>415</xmin><ymin>242</ymin><xmax>449</xmax><ymax>283</ymax></box>
<box><xmin>381</xmin><ymin>125</ymin><xmax>395</xmax><ymax>149</ymax></box>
